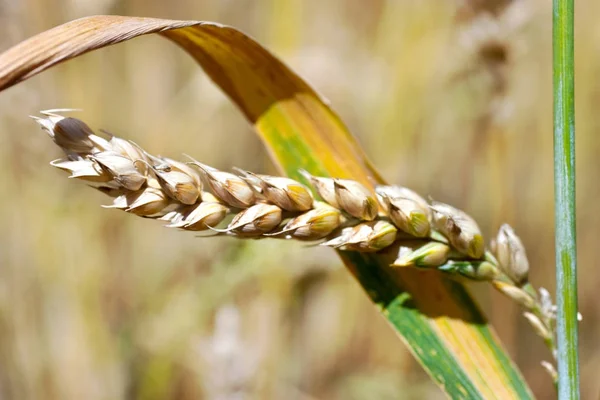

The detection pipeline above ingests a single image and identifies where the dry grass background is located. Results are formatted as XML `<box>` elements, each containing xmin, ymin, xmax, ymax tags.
<box><xmin>0</xmin><ymin>0</ymin><xmax>598</xmax><ymax>399</ymax></box>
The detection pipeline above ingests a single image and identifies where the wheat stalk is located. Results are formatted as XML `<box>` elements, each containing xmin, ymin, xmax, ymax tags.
<box><xmin>35</xmin><ymin>110</ymin><xmax>564</xmax><ymax>380</ymax></box>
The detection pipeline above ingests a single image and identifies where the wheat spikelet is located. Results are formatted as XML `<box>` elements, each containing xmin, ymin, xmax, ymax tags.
<box><xmin>34</xmin><ymin>110</ymin><xmax>563</xmax><ymax>376</ymax></box>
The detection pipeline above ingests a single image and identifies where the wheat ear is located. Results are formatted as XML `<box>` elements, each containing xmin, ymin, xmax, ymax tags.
<box><xmin>35</xmin><ymin>110</ymin><xmax>567</xmax><ymax>381</ymax></box>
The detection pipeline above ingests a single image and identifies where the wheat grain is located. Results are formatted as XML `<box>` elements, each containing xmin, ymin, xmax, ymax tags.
<box><xmin>35</xmin><ymin>110</ymin><xmax>562</xmax><ymax>375</ymax></box>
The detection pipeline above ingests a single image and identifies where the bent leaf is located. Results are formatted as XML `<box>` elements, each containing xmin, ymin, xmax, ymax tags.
<box><xmin>0</xmin><ymin>16</ymin><xmax>533</xmax><ymax>399</ymax></box>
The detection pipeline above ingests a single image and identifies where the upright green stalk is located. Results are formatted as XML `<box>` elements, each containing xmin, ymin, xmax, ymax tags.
<box><xmin>553</xmin><ymin>0</ymin><xmax>579</xmax><ymax>398</ymax></box>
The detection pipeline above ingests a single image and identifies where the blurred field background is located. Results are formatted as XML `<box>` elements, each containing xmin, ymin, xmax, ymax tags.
<box><xmin>0</xmin><ymin>0</ymin><xmax>598</xmax><ymax>399</ymax></box>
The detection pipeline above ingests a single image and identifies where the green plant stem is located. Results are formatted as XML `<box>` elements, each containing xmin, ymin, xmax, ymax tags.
<box><xmin>553</xmin><ymin>0</ymin><xmax>579</xmax><ymax>398</ymax></box>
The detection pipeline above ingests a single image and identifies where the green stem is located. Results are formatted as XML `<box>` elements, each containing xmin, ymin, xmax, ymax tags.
<box><xmin>553</xmin><ymin>0</ymin><xmax>579</xmax><ymax>398</ymax></box>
